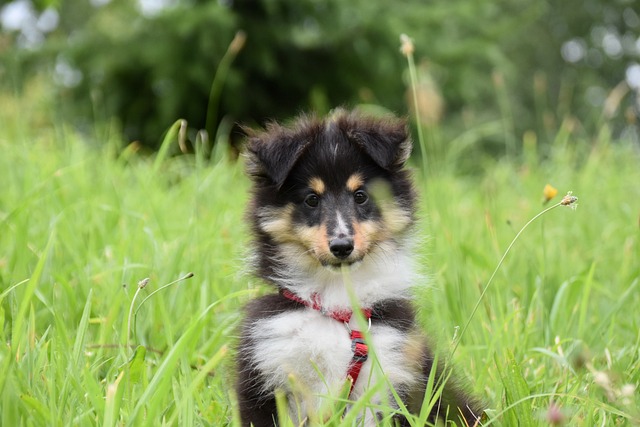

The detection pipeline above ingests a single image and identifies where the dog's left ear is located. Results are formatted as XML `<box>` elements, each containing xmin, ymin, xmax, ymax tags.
<box><xmin>347</xmin><ymin>117</ymin><xmax>412</xmax><ymax>171</ymax></box>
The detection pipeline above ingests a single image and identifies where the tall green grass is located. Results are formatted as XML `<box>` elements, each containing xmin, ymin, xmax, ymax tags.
<box><xmin>1</xmin><ymin>75</ymin><xmax>639</xmax><ymax>426</ymax></box>
<box><xmin>0</xmin><ymin>83</ymin><xmax>251</xmax><ymax>425</ymax></box>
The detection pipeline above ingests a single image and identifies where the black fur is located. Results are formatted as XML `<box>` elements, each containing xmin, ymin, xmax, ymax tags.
<box><xmin>244</xmin><ymin>110</ymin><xmax>416</xmax><ymax>283</ymax></box>
<box><xmin>237</xmin><ymin>109</ymin><xmax>484</xmax><ymax>426</ymax></box>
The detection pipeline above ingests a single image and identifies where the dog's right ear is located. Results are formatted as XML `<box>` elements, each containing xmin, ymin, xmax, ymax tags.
<box><xmin>243</xmin><ymin>123</ymin><xmax>311</xmax><ymax>189</ymax></box>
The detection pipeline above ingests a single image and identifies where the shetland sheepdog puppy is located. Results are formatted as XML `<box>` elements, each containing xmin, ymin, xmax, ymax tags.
<box><xmin>236</xmin><ymin>109</ymin><xmax>483</xmax><ymax>426</ymax></box>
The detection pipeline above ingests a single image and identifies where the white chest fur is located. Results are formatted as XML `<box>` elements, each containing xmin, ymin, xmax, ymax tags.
<box><xmin>248</xmin><ymin>307</ymin><xmax>420</xmax><ymax>420</ymax></box>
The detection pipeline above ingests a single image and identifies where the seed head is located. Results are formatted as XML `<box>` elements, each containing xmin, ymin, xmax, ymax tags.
<box><xmin>229</xmin><ymin>31</ymin><xmax>247</xmax><ymax>55</ymax></box>
<box><xmin>400</xmin><ymin>34</ymin><xmax>414</xmax><ymax>57</ymax></box>
<box><xmin>138</xmin><ymin>278</ymin><xmax>150</xmax><ymax>289</ymax></box>
<box><xmin>560</xmin><ymin>191</ymin><xmax>578</xmax><ymax>208</ymax></box>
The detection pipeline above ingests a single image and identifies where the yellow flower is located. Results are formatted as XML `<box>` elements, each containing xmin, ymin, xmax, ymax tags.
<box><xmin>543</xmin><ymin>184</ymin><xmax>558</xmax><ymax>204</ymax></box>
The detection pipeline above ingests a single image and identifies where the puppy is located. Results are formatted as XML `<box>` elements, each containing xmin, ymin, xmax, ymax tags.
<box><xmin>236</xmin><ymin>109</ymin><xmax>483</xmax><ymax>426</ymax></box>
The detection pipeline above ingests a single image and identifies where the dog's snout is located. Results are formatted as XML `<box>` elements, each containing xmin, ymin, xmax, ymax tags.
<box><xmin>329</xmin><ymin>237</ymin><xmax>354</xmax><ymax>259</ymax></box>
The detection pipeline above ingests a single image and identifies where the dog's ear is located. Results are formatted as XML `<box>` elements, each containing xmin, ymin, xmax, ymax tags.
<box><xmin>346</xmin><ymin>116</ymin><xmax>412</xmax><ymax>171</ymax></box>
<box><xmin>243</xmin><ymin>122</ymin><xmax>312</xmax><ymax>188</ymax></box>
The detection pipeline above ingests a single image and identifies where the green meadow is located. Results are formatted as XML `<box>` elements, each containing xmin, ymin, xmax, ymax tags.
<box><xmin>1</xmin><ymin>81</ymin><xmax>639</xmax><ymax>426</ymax></box>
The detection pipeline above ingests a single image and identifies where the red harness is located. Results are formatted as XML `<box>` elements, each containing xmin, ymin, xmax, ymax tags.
<box><xmin>281</xmin><ymin>289</ymin><xmax>372</xmax><ymax>397</ymax></box>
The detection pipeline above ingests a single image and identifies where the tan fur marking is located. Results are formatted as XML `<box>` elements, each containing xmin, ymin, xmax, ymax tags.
<box><xmin>403</xmin><ymin>331</ymin><xmax>428</xmax><ymax>374</ymax></box>
<box><xmin>366</xmin><ymin>178</ymin><xmax>412</xmax><ymax>233</ymax></box>
<box><xmin>346</xmin><ymin>174</ymin><xmax>364</xmax><ymax>192</ymax></box>
<box><xmin>380</xmin><ymin>203</ymin><xmax>412</xmax><ymax>234</ymax></box>
<box><xmin>308</xmin><ymin>177</ymin><xmax>326</xmax><ymax>195</ymax></box>
<box><xmin>295</xmin><ymin>223</ymin><xmax>330</xmax><ymax>258</ymax></box>
<box><xmin>352</xmin><ymin>220</ymin><xmax>380</xmax><ymax>256</ymax></box>
<box><xmin>260</xmin><ymin>205</ymin><xmax>295</xmax><ymax>242</ymax></box>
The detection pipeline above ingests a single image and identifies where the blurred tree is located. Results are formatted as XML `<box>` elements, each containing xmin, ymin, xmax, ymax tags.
<box><xmin>224</xmin><ymin>0</ymin><xmax>406</xmax><ymax>123</ymax></box>
<box><xmin>54</xmin><ymin>0</ymin><xmax>238</xmax><ymax>145</ymax></box>
<box><xmin>1</xmin><ymin>0</ymin><xmax>637</xmax><ymax>150</ymax></box>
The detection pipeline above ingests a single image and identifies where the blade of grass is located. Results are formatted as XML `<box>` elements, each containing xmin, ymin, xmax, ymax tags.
<box><xmin>549</xmin><ymin>278</ymin><xmax>573</xmax><ymax>334</ymax></box>
<box><xmin>126</xmin><ymin>290</ymin><xmax>251</xmax><ymax>426</ymax></box>
<box><xmin>127</xmin><ymin>323</ymin><xmax>202</xmax><ymax>426</ymax></box>
<box><xmin>72</xmin><ymin>289</ymin><xmax>93</xmax><ymax>368</ymax></box>
<box><xmin>19</xmin><ymin>394</ymin><xmax>51</xmax><ymax>425</ymax></box>
<box><xmin>82</xmin><ymin>364</ymin><xmax>105</xmax><ymax>417</ymax></box>
<box><xmin>165</xmin><ymin>345</ymin><xmax>228</xmax><ymax>425</ymax></box>
<box><xmin>1</xmin><ymin>230</ymin><xmax>56</xmax><ymax>396</ymax></box>
<box><xmin>103</xmin><ymin>371</ymin><xmax>125</xmax><ymax>427</ymax></box>
<box><xmin>591</xmin><ymin>278</ymin><xmax>639</xmax><ymax>340</ymax></box>
<box><xmin>0</xmin><ymin>278</ymin><xmax>30</xmax><ymax>303</ymax></box>
<box><xmin>495</xmin><ymin>350</ymin><xmax>534</xmax><ymax>427</ymax></box>
<box><xmin>577</xmin><ymin>262</ymin><xmax>596</xmax><ymax>338</ymax></box>
<box><xmin>153</xmin><ymin>119</ymin><xmax>185</xmax><ymax>174</ymax></box>
<box><xmin>205</xmin><ymin>31</ymin><xmax>246</xmax><ymax>141</ymax></box>
<box><xmin>400</xmin><ymin>34</ymin><xmax>428</xmax><ymax>177</ymax></box>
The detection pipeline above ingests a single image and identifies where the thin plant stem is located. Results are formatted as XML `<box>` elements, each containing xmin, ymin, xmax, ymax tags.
<box><xmin>205</xmin><ymin>31</ymin><xmax>246</xmax><ymax>141</ymax></box>
<box><xmin>134</xmin><ymin>272</ymin><xmax>194</xmax><ymax>318</ymax></box>
<box><xmin>451</xmin><ymin>193</ymin><xmax>577</xmax><ymax>356</ymax></box>
<box><xmin>126</xmin><ymin>273</ymin><xmax>194</xmax><ymax>351</ymax></box>
<box><xmin>130</xmin><ymin>272</ymin><xmax>194</xmax><ymax>345</ymax></box>
<box><xmin>0</xmin><ymin>278</ymin><xmax>29</xmax><ymax>302</ymax></box>
<box><xmin>126</xmin><ymin>278</ymin><xmax>149</xmax><ymax>353</ymax></box>
<box><xmin>401</xmin><ymin>34</ymin><xmax>428</xmax><ymax>178</ymax></box>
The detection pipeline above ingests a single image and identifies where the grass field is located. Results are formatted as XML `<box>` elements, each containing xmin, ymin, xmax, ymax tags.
<box><xmin>1</xmin><ymin>82</ymin><xmax>639</xmax><ymax>426</ymax></box>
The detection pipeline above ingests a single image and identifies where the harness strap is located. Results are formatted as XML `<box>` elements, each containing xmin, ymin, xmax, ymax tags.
<box><xmin>280</xmin><ymin>289</ymin><xmax>371</xmax><ymax>397</ymax></box>
<box><xmin>346</xmin><ymin>330</ymin><xmax>369</xmax><ymax>395</ymax></box>
<box><xmin>281</xmin><ymin>289</ymin><xmax>365</xmax><ymax>323</ymax></box>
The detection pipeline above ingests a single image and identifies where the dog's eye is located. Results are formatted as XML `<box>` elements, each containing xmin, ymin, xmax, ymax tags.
<box><xmin>354</xmin><ymin>190</ymin><xmax>368</xmax><ymax>204</ymax></box>
<box><xmin>304</xmin><ymin>194</ymin><xmax>320</xmax><ymax>208</ymax></box>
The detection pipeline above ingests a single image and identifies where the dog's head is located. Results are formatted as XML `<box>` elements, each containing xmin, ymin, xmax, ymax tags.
<box><xmin>244</xmin><ymin>109</ymin><xmax>416</xmax><ymax>276</ymax></box>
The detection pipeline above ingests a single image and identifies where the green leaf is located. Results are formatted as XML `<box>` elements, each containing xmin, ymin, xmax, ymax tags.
<box><xmin>153</xmin><ymin>119</ymin><xmax>184</xmax><ymax>174</ymax></box>
<box><xmin>128</xmin><ymin>345</ymin><xmax>147</xmax><ymax>384</ymax></box>
<box><xmin>20</xmin><ymin>394</ymin><xmax>51</xmax><ymax>425</ymax></box>
<box><xmin>0</xmin><ymin>231</ymin><xmax>56</xmax><ymax>397</ymax></box>
<box><xmin>103</xmin><ymin>371</ymin><xmax>125</xmax><ymax>427</ymax></box>
<box><xmin>72</xmin><ymin>289</ymin><xmax>93</xmax><ymax>368</ymax></box>
<box><xmin>495</xmin><ymin>351</ymin><xmax>533</xmax><ymax>426</ymax></box>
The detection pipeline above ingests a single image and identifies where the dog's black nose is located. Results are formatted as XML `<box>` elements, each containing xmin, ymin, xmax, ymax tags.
<box><xmin>329</xmin><ymin>237</ymin><xmax>354</xmax><ymax>259</ymax></box>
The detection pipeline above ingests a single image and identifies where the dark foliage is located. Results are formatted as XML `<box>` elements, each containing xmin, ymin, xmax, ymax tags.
<box><xmin>1</xmin><ymin>0</ymin><xmax>637</xmax><ymax>150</ymax></box>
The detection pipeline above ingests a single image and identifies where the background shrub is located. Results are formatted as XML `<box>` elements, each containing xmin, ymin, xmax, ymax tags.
<box><xmin>1</xmin><ymin>0</ymin><xmax>638</xmax><ymax>151</ymax></box>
